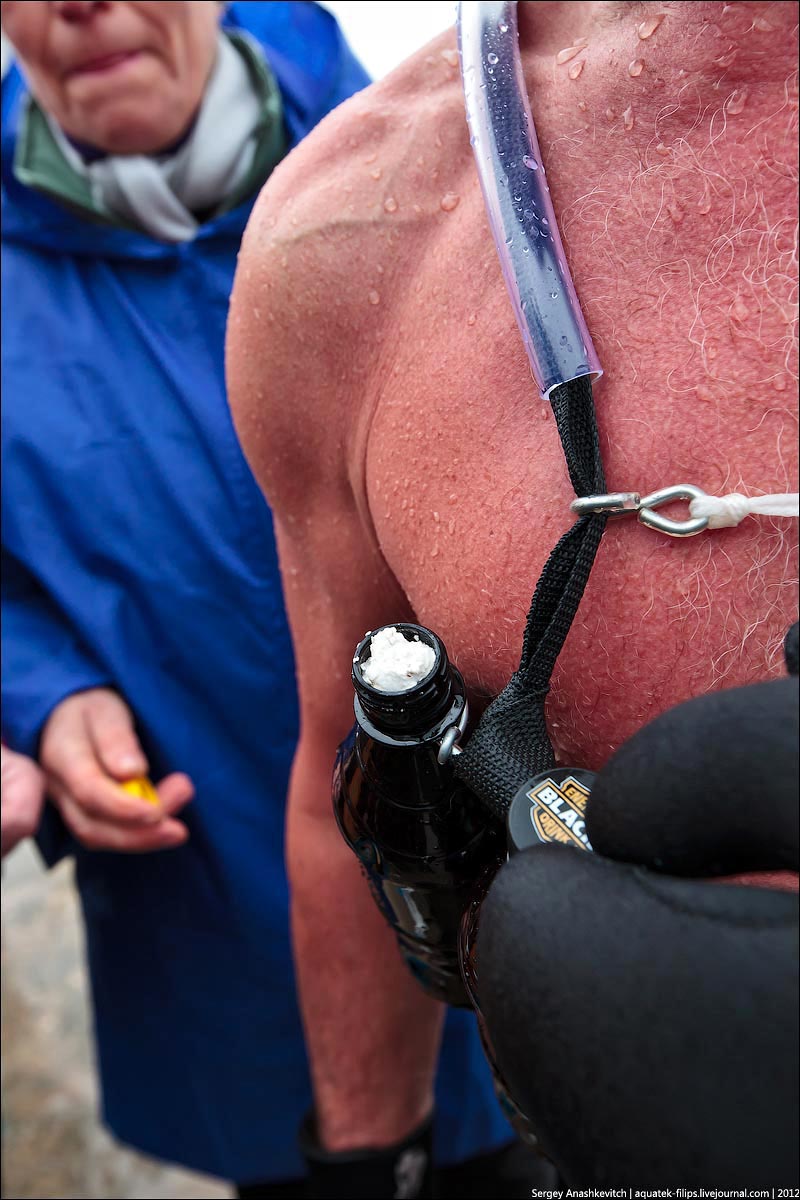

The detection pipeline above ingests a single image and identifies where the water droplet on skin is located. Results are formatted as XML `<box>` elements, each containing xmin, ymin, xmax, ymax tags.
<box><xmin>697</xmin><ymin>185</ymin><xmax>712</xmax><ymax>215</ymax></box>
<box><xmin>605</xmin><ymin>107</ymin><xmax>616</xmax><ymax>122</ymax></box>
<box><xmin>368</xmin><ymin>289</ymin><xmax>381</xmax><ymax>306</ymax></box>
<box><xmin>487</xmin><ymin>51</ymin><xmax>499</xmax><ymax>65</ymax></box>
<box><xmin>371</xmin><ymin>167</ymin><xmax>383</xmax><ymax>180</ymax></box>
<box><xmin>623</xmin><ymin>105</ymin><xmax>635</xmax><ymax>131</ymax></box>
<box><xmin>637</xmin><ymin>13</ymin><xmax>665</xmax><ymax>40</ymax></box>
<box><xmin>383</xmin><ymin>196</ymin><xmax>398</xmax><ymax>213</ymax></box>
<box><xmin>441</xmin><ymin>48</ymin><xmax>459</xmax><ymax>68</ymax></box>
<box><xmin>499</xmin><ymin>22</ymin><xmax>509</xmax><ymax>33</ymax></box>
<box><xmin>440</xmin><ymin>193</ymin><xmax>460</xmax><ymax>212</ymax></box>
<box><xmin>656</xmin><ymin>142</ymin><xmax>671</xmax><ymax>155</ymax></box>
<box><xmin>695</xmin><ymin>385</ymin><xmax>714</xmax><ymax>404</ymax></box>
<box><xmin>667</xmin><ymin>201</ymin><xmax>684</xmax><ymax>224</ymax></box>
<box><xmin>577</xmin><ymin>100</ymin><xmax>588</xmax><ymax>112</ymax></box>
<box><xmin>714</xmin><ymin>47</ymin><xmax>738</xmax><ymax>69</ymax></box>
<box><xmin>549</xmin><ymin>291</ymin><xmax>559</xmax><ymax>300</ymax></box>
<box><xmin>752</xmin><ymin>16</ymin><xmax>773</xmax><ymax>32</ymax></box>
<box><xmin>568</xmin><ymin>59</ymin><xmax>585</xmax><ymax>80</ymax></box>
<box><xmin>773</xmin><ymin>376</ymin><xmax>787</xmax><ymax>392</ymax></box>
<box><xmin>541</xmin><ymin>217</ymin><xmax>549</xmax><ymax>227</ymax></box>
<box><xmin>725</xmin><ymin>88</ymin><xmax>749</xmax><ymax>115</ymax></box>
<box><xmin>556</xmin><ymin>39</ymin><xmax>588</xmax><ymax>66</ymax></box>
<box><xmin>628</xmin><ymin>59</ymin><xmax>645</xmax><ymax>77</ymax></box>
<box><xmin>730</xmin><ymin>297</ymin><xmax>749</xmax><ymax>322</ymax></box>
<box><xmin>467</xmin><ymin>312</ymin><xmax>477</xmax><ymax>326</ymax></box>
<box><xmin>365</xmin><ymin>151</ymin><xmax>377</xmax><ymax>164</ymax></box>
<box><xmin>522</xmin><ymin>154</ymin><xmax>538</xmax><ymax>170</ymax></box>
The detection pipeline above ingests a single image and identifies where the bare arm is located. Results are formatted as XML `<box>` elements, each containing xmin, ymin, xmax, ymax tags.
<box><xmin>281</xmin><ymin>542</ymin><xmax>444</xmax><ymax>1149</ymax></box>
<box><xmin>226</xmin><ymin>156</ymin><xmax>444</xmax><ymax>1150</ymax></box>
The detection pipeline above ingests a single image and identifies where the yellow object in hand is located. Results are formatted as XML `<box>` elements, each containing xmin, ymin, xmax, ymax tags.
<box><xmin>120</xmin><ymin>776</ymin><xmax>160</xmax><ymax>805</ymax></box>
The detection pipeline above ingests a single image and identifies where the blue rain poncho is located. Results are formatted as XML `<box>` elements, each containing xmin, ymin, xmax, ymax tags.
<box><xmin>1</xmin><ymin>1</ymin><xmax>512</xmax><ymax>1181</ymax></box>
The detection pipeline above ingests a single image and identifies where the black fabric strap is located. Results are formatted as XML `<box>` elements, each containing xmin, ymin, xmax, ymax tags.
<box><xmin>454</xmin><ymin>375</ymin><xmax>607</xmax><ymax>820</ymax></box>
<box><xmin>299</xmin><ymin>1110</ymin><xmax>434</xmax><ymax>1199</ymax></box>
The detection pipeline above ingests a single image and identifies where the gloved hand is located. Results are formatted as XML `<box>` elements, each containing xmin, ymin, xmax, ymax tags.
<box><xmin>299</xmin><ymin>1110</ymin><xmax>434</xmax><ymax>1199</ymax></box>
<box><xmin>477</xmin><ymin>660</ymin><xmax>799</xmax><ymax>1188</ymax></box>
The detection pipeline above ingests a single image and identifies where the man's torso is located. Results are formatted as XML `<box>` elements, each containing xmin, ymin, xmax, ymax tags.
<box><xmin>240</xmin><ymin>3</ymin><xmax>798</xmax><ymax>766</ymax></box>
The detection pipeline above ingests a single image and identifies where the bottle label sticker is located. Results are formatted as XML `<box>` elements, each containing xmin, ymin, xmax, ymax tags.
<box><xmin>527</xmin><ymin>775</ymin><xmax>593</xmax><ymax>850</ymax></box>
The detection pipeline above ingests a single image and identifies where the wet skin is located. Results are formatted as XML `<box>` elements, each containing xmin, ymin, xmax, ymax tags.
<box><xmin>227</xmin><ymin>0</ymin><xmax>798</xmax><ymax>1153</ymax></box>
<box><xmin>231</xmin><ymin>0</ymin><xmax>797</xmax><ymax>766</ymax></box>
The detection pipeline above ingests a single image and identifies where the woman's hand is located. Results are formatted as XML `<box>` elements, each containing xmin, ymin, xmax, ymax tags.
<box><xmin>40</xmin><ymin>688</ymin><xmax>194</xmax><ymax>852</ymax></box>
<box><xmin>1</xmin><ymin>744</ymin><xmax>45</xmax><ymax>857</ymax></box>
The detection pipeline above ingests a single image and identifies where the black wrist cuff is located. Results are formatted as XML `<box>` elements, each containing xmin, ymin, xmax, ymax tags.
<box><xmin>299</xmin><ymin>1110</ymin><xmax>434</xmax><ymax>1199</ymax></box>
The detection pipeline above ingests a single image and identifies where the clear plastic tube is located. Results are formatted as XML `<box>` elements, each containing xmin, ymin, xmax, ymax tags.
<box><xmin>458</xmin><ymin>1</ymin><xmax>602</xmax><ymax>398</ymax></box>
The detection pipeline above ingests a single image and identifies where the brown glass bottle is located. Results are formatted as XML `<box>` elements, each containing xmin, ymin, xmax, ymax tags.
<box><xmin>333</xmin><ymin>623</ymin><xmax>503</xmax><ymax>1008</ymax></box>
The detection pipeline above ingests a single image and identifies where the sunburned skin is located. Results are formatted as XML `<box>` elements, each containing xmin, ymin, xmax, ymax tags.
<box><xmin>226</xmin><ymin>0</ymin><xmax>799</xmax><ymax>1152</ymax></box>
<box><xmin>231</xmin><ymin>0</ymin><xmax>798</xmax><ymax>772</ymax></box>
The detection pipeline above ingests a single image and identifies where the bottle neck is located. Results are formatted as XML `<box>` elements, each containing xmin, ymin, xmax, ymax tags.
<box><xmin>352</xmin><ymin>624</ymin><xmax>466</xmax><ymax>744</ymax></box>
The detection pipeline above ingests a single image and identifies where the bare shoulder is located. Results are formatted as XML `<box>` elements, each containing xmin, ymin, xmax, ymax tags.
<box><xmin>226</xmin><ymin>28</ymin><xmax>469</xmax><ymax>514</ymax></box>
<box><xmin>224</xmin><ymin>42</ymin><xmax>475</xmax><ymax>737</ymax></box>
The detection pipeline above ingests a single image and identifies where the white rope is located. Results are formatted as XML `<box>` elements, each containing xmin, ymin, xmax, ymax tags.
<box><xmin>689</xmin><ymin>491</ymin><xmax>800</xmax><ymax>529</ymax></box>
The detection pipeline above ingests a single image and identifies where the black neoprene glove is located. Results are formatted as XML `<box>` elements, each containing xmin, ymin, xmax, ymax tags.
<box><xmin>299</xmin><ymin>1111</ymin><xmax>434</xmax><ymax>1199</ymax></box>
<box><xmin>477</xmin><ymin>664</ymin><xmax>799</xmax><ymax>1188</ymax></box>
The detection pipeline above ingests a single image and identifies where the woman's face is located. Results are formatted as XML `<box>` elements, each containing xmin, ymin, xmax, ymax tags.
<box><xmin>1</xmin><ymin>1</ymin><xmax>221</xmax><ymax>154</ymax></box>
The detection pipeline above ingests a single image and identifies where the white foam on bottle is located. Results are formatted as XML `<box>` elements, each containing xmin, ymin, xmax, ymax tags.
<box><xmin>362</xmin><ymin>627</ymin><xmax>435</xmax><ymax>693</ymax></box>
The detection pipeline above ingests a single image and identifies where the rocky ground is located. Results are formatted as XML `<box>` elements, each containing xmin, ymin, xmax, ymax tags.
<box><xmin>1</xmin><ymin>843</ymin><xmax>232</xmax><ymax>1200</ymax></box>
